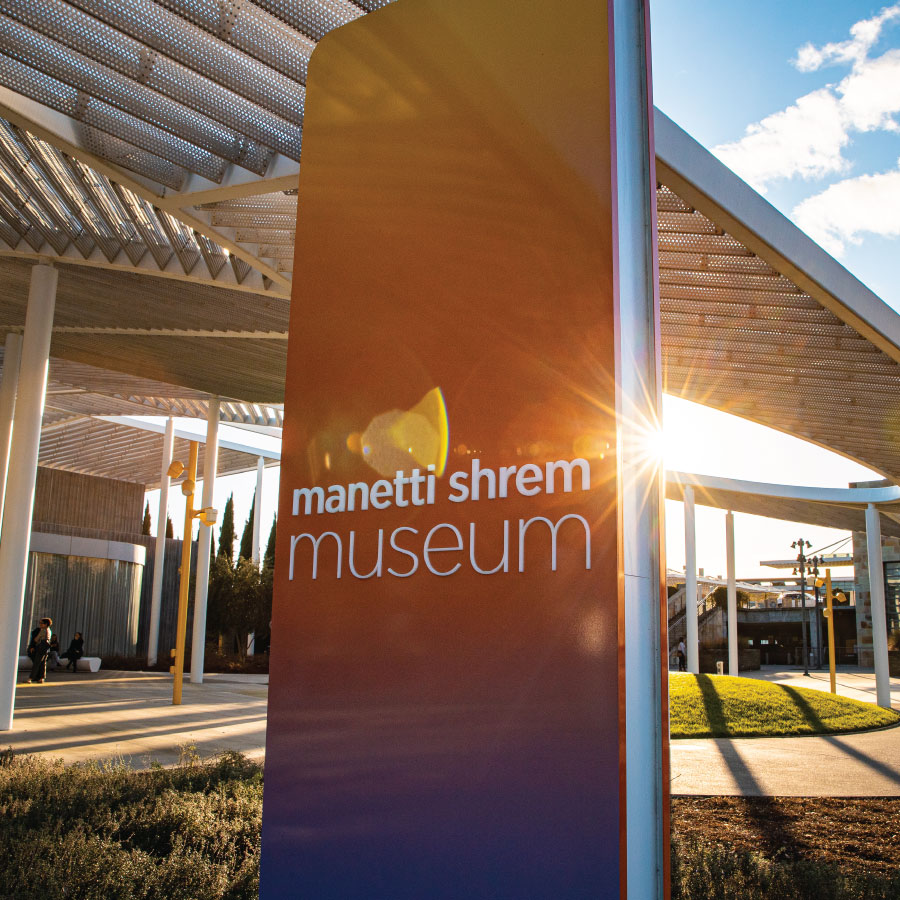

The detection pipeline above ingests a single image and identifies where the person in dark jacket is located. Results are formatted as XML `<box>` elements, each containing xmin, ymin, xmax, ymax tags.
<box><xmin>64</xmin><ymin>632</ymin><xmax>84</xmax><ymax>672</ymax></box>
<box><xmin>27</xmin><ymin>617</ymin><xmax>53</xmax><ymax>683</ymax></box>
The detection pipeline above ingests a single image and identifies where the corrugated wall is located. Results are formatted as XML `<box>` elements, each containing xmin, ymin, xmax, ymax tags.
<box><xmin>21</xmin><ymin>553</ymin><xmax>143</xmax><ymax>657</ymax></box>
<box><xmin>33</xmin><ymin>467</ymin><xmax>144</xmax><ymax>535</ymax></box>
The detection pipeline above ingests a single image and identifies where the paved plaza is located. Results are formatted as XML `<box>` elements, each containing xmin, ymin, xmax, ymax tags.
<box><xmin>5</xmin><ymin>666</ymin><xmax>900</xmax><ymax>795</ymax></box>
<box><xmin>7</xmin><ymin>669</ymin><xmax>268</xmax><ymax>768</ymax></box>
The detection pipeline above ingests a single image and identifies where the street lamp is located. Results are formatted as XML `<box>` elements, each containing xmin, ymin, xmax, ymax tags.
<box><xmin>168</xmin><ymin>442</ymin><xmax>217</xmax><ymax>706</ymax></box>
<box><xmin>810</xmin><ymin>555</ymin><xmax>822</xmax><ymax>668</ymax></box>
<box><xmin>791</xmin><ymin>538</ymin><xmax>812</xmax><ymax>676</ymax></box>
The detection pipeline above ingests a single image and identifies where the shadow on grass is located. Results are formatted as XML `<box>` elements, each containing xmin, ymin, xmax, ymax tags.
<box><xmin>696</xmin><ymin>675</ymin><xmax>728</xmax><ymax>735</ymax></box>
<box><xmin>779</xmin><ymin>685</ymin><xmax>824</xmax><ymax>732</ymax></box>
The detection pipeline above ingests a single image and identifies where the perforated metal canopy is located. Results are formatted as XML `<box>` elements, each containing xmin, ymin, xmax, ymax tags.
<box><xmin>0</xmin><ymin>2</ymin><xmax>898</xmax><ymax>490</ymax></box>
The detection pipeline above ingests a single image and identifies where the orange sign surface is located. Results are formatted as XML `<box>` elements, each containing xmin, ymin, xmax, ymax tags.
<box><xmin>263</xmin><ymin>2</ymin><xmax>634</xmax><ymax>896</ymax></box>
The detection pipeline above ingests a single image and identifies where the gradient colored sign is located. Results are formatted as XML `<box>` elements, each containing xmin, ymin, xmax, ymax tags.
<box><xmin>262</xmin><ymin>1</ymin><xmax>632</xmax><ymax>895</ymax></box>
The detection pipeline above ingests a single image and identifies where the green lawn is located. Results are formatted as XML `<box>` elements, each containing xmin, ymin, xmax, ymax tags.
<box><xmin>669</xmin><ymin>673</ymin><xmax>900</xmax><ymax>738</ymax></box>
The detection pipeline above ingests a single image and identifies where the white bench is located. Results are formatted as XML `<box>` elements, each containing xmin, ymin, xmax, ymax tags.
<box><xmin>18</xmin><ymin>655</ymin><xmax>102</xmax><ymax>673</ymax></box>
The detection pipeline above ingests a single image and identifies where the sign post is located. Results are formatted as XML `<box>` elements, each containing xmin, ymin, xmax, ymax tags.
<box><xmin>262</xmin><ymin>2</ymin><xmax>667</xmax><ymax>896</ymax></box>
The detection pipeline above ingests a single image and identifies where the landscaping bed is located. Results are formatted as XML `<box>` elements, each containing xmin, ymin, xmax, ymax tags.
<box><xmin>671</xmin><ymin>796</ymin><xmax>900</xmax><ymax>898</ymax></box>
<box><xmin>2</xmin><ymin>751</ymin><xmax>900</xmax><ymax>899</ymax></box>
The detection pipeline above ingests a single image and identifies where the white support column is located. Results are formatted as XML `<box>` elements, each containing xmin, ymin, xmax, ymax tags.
<box><xmin>190</xmin><ymin>399</ymin><xmax>219</xmax><ymax>684</ymax></box>
<box><xmin>865</xmin><ymin>503</ymin><xmax>892</xmax><ymax>708</ymax></box>
<box><xmin>252</xmin><ymin>456</ymin><xmax>264</xmax><ymax>564</ymax></box>
<box><xmin>726</xmin><ymin>511</ymin><xmax>738</xmax><ymax>676</ymax></box>
<box><xmin>0</xmin><ymin>265</ymin><xmax>56</xmax><ymax>731</ymax></box>
<box><xmin>246</xmin><ymin>455</ymin><xmax>265</xmax><ymax>657</ymax></box>
<box><xmin>0</xmin><ymin>332</ymin><xmax>23</xmax><ymax>533</ymax></box>
<box><xmin>147</xmin><ymin>417</ymin><xmax>175</xmax><ymax>667</ymax></box>
<box><xmin>684</xmin><ymin>485</ymin><xmax>699</xmax><ymax>674</ymax></box>
<box><xmin>614</xmin><ymin>1</ymin><xmax>667</xmax><ymax>893</ymax></box>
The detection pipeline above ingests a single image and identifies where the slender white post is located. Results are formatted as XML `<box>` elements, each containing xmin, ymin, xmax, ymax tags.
<box><xmin>613</xmin><ymin>0</ymin><xmax>667</xmax><ymax>892</ymax></box>
<box><xmin>726</xmin><ymin>510</ymin><xmax>738</xmax><ymax>675</ymax></box>
<box><xmin>0</xmin><ymin>332</ymin><xmax>23</xmax><ymax>534</ymax></box>
<box><xmin>865</xmin><ymin>503</ymin><xmax>892</xmax><ymax>708</ymax></box>
<box><xmin>244</xmin><ymin>456</ymin><xmax>265</xmax><ymax>657</ymax></box>
<box><xmin>147</xmin><ymin>417</ymin><xmax>175</xmax><ymax>666</ymax></box>
<box><xmin>190</xmin><ymin>399</ymin><xmax>219</xmax><ymax>684</ymax></box>
<box><xmin>684</xmin><ymin>485</ymin><xmax>699</xmax><ymax>674</ymax></box>
<box><xmin>252</xmin><ymin>456</ymin><xmax>264</xmax><ymax>564</ymax></box>
<box><xmin>0</xmin><ymin>265</ymin><xmax>56</xmax><ymax>731</ymax></box>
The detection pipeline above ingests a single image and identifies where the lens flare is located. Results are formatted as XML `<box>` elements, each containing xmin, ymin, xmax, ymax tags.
<box><xmin>348</xmin><ymin>387</ymin><xmax>449</xmax><ymax>478</ymax></box>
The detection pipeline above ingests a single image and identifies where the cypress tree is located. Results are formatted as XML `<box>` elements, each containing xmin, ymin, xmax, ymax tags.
<box><xmin>264</xmin><ymin>515</ymin><xmax>276</xmax><ymax>569</ymax></box>
<box><xmin>142</xmin><ymin>502</ymin><xmax>152</xmax><ymax>535</ymax></box>
<box><xmin>239</xmin><ymin>491</ymin><xmax>256</xmax><ymax>561</ymax></box>
<box><xmin>165</xmin><ymin>516</ymin><xmax>174</xmax><ymax>539</ymax></box>
<box><xmin>218</xmin><ymin>493</ymin><xmax>235</xmax><ymax>562</ymax></box>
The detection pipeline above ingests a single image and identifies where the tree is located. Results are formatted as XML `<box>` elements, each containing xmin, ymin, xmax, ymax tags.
<box><xmin>230</xmin><ymin>558</ymin><xmax>270</xmax><ymax>660</ymax></box>
<box><xmin>165</xmin><ymin>516</ymin><xmax>174</xmax><ymax>539</ymax></box>
<box><xmin>239</xmin><ymin>490</ymin><xmax>256</xmax><ymax>562</ymax></box>
<box><xmin>205</xmin><ymin>556</ymin><xmax>270</xmax><ymax>661</ymax></box>
<box><xmin>206</xmin><ymin>553</ymin><xmax>236</xmax><ymax>644</ymax></box>
<box><xmin>218</xmin><ymin>493</ymin><xmax>235</xmax><ymax>562</ymax></box>
<box><xmin>142</xmin><ymin>502</ymin><xmax>152</xmax><ymax>535</ymax></box>
<box><xmin>264</xmin><ymin>515</ymin><xmax>276</xmax><ymax>570</ymax></box>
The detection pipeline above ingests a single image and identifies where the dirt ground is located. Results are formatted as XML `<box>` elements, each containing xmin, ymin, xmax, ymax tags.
<box><xmin>672</xmin><ymin>797</ymin><xmax>900</xmax><ymax>877</ymax></box>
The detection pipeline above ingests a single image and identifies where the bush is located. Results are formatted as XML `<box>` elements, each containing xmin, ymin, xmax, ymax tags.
<box><xmin>672</xmin><ymin>839</ymin><xmax>900</xmax><ymax>899</ymax></box>
<box><xmin>0</xmin><ymin>752</ymin><xmax>262</xmax><ymax>900</ymax></box>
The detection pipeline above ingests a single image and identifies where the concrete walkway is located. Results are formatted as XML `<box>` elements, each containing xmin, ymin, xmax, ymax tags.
<box><xmin>670</xmin><ymin>667</ymin><xmax>900</xmax><ymax>796</ymax></box>
<box><xmin>5</xmin><ymin>670</ymin><xmax>268</xmax><ymax>767</ymax></box>
<box><xmin>6</xmin><ymin>666</ymin><xmax>900</xmax><ymax>796</ymax></box>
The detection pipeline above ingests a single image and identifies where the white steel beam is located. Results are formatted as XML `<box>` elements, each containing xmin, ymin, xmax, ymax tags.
<box><xmin>865</xmin><ymin>503</ymin><xmax>892</xmax><ymax>709</ymax></box>
<box><xmin>148</xmin><ymin>416</ymin><xmax>175</xmax><ymax>667</ymax></box>
<box><xmin>0</xmin><ymin>331</ymin><xmax>22</xmax><ymax>533</ymax></box>
<box><xmin>98</xmin><ymin>415</ymin><xmax>280</xmax><ymax>460</ymax></box>
<box><xmin>0</xmin><ymin>94</ymin><xmax>292</xmax><ymax>293</ymax></box>
<box><xmin>0</xmin><ymin>264</ymin><xmax>56</xmax><ymax>730</ymax></box>
<box><xmin>726</xmin><ymin>510</ymin><xmax>738</xmax><ymax>675</ymax></box>
<box><xmin>252</xmin><ymin>455</ymin><xmax>264</xmax><ymax>565</ymax></box>
<box><xmin>191</xmin><ymin>399</ymin><xmax>219</xmax><ymax>684</ymax></box>
<box><xmin>654</xmin><ymin>108</ymin><xmax>900</xmax><ymax>367</ymax></box>
<box><xmin>50</xmin><ymin>327</ymin><xmax>288</xmax><ymax>338</ymax></box>
<box><xmin>614</xmin><ymin>0</ymin><xmax>667</xmax><ymax>894</ymax></box>
<box><xmin>684</xmin><ymin>484</ymin><xmax>699</xmax><ymax>674</ymax></box>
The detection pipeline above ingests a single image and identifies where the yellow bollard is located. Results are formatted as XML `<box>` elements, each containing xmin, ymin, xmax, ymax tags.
<box><xmin>172</xmin><ymin>441</ymin><xmax>199</xmax><ymax>706</ymax></box>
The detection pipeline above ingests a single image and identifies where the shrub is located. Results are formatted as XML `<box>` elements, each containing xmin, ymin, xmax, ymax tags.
<box><xmin>671</xmin><ymin>839</ymin><xmax>900</xmax><ymax>899</ymax></box>
<box><xmin>0</xmin><ymin>752</ymin><xmax>262</xmax><ymax>900</ymax></box>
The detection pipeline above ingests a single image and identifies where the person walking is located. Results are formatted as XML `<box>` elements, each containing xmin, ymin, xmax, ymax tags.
<box><xmin>677</xmin><ymin>638</ymin><xmax>687</xmax><ymax>672</ymax></box>
<box><xmin>27</xmin><ymin>617</ymin><xmax>53</xmax><ymax>683</ymax></box>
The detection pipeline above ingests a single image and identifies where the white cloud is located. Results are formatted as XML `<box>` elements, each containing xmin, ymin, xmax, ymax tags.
<box><xmin>838</xmin><ymin>49</ymin><xmax>900</xmax><ymax>131</ymax></box>
<box><xmin>792</xmin><ymin>159</ymin><xmax>900</xmax><ymax>255</ymax></box>
<box><xmin>713</xmin><ymin>6</ymin><xmax>900</xmax><ymax>190</ymax></box>
<box><xmin>713</xmin><ymin>89</ymin><xmax>848</xmax><ymax>192</ymax></box>
<box><xmin>794</xmin><ymin>4</ymin><xmax>900</xmax><ymax>71</ymax></box>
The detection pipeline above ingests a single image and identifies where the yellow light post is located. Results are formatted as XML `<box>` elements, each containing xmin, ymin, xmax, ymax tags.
<box><xmin>169</xmin><ymin>441</ymin><xmax>218</xmax><ymax>706</ymax></box>
<box><xmin>823</xmin><ymin>569</ymin><xmax>837</xmax><ymax>695</ymax></box>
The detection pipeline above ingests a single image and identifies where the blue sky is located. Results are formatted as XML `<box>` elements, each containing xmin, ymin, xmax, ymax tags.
<box><xmin>651</xmin><ymin>0</ymin><xmax>900</xmax><ymax>309</ymax></box>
